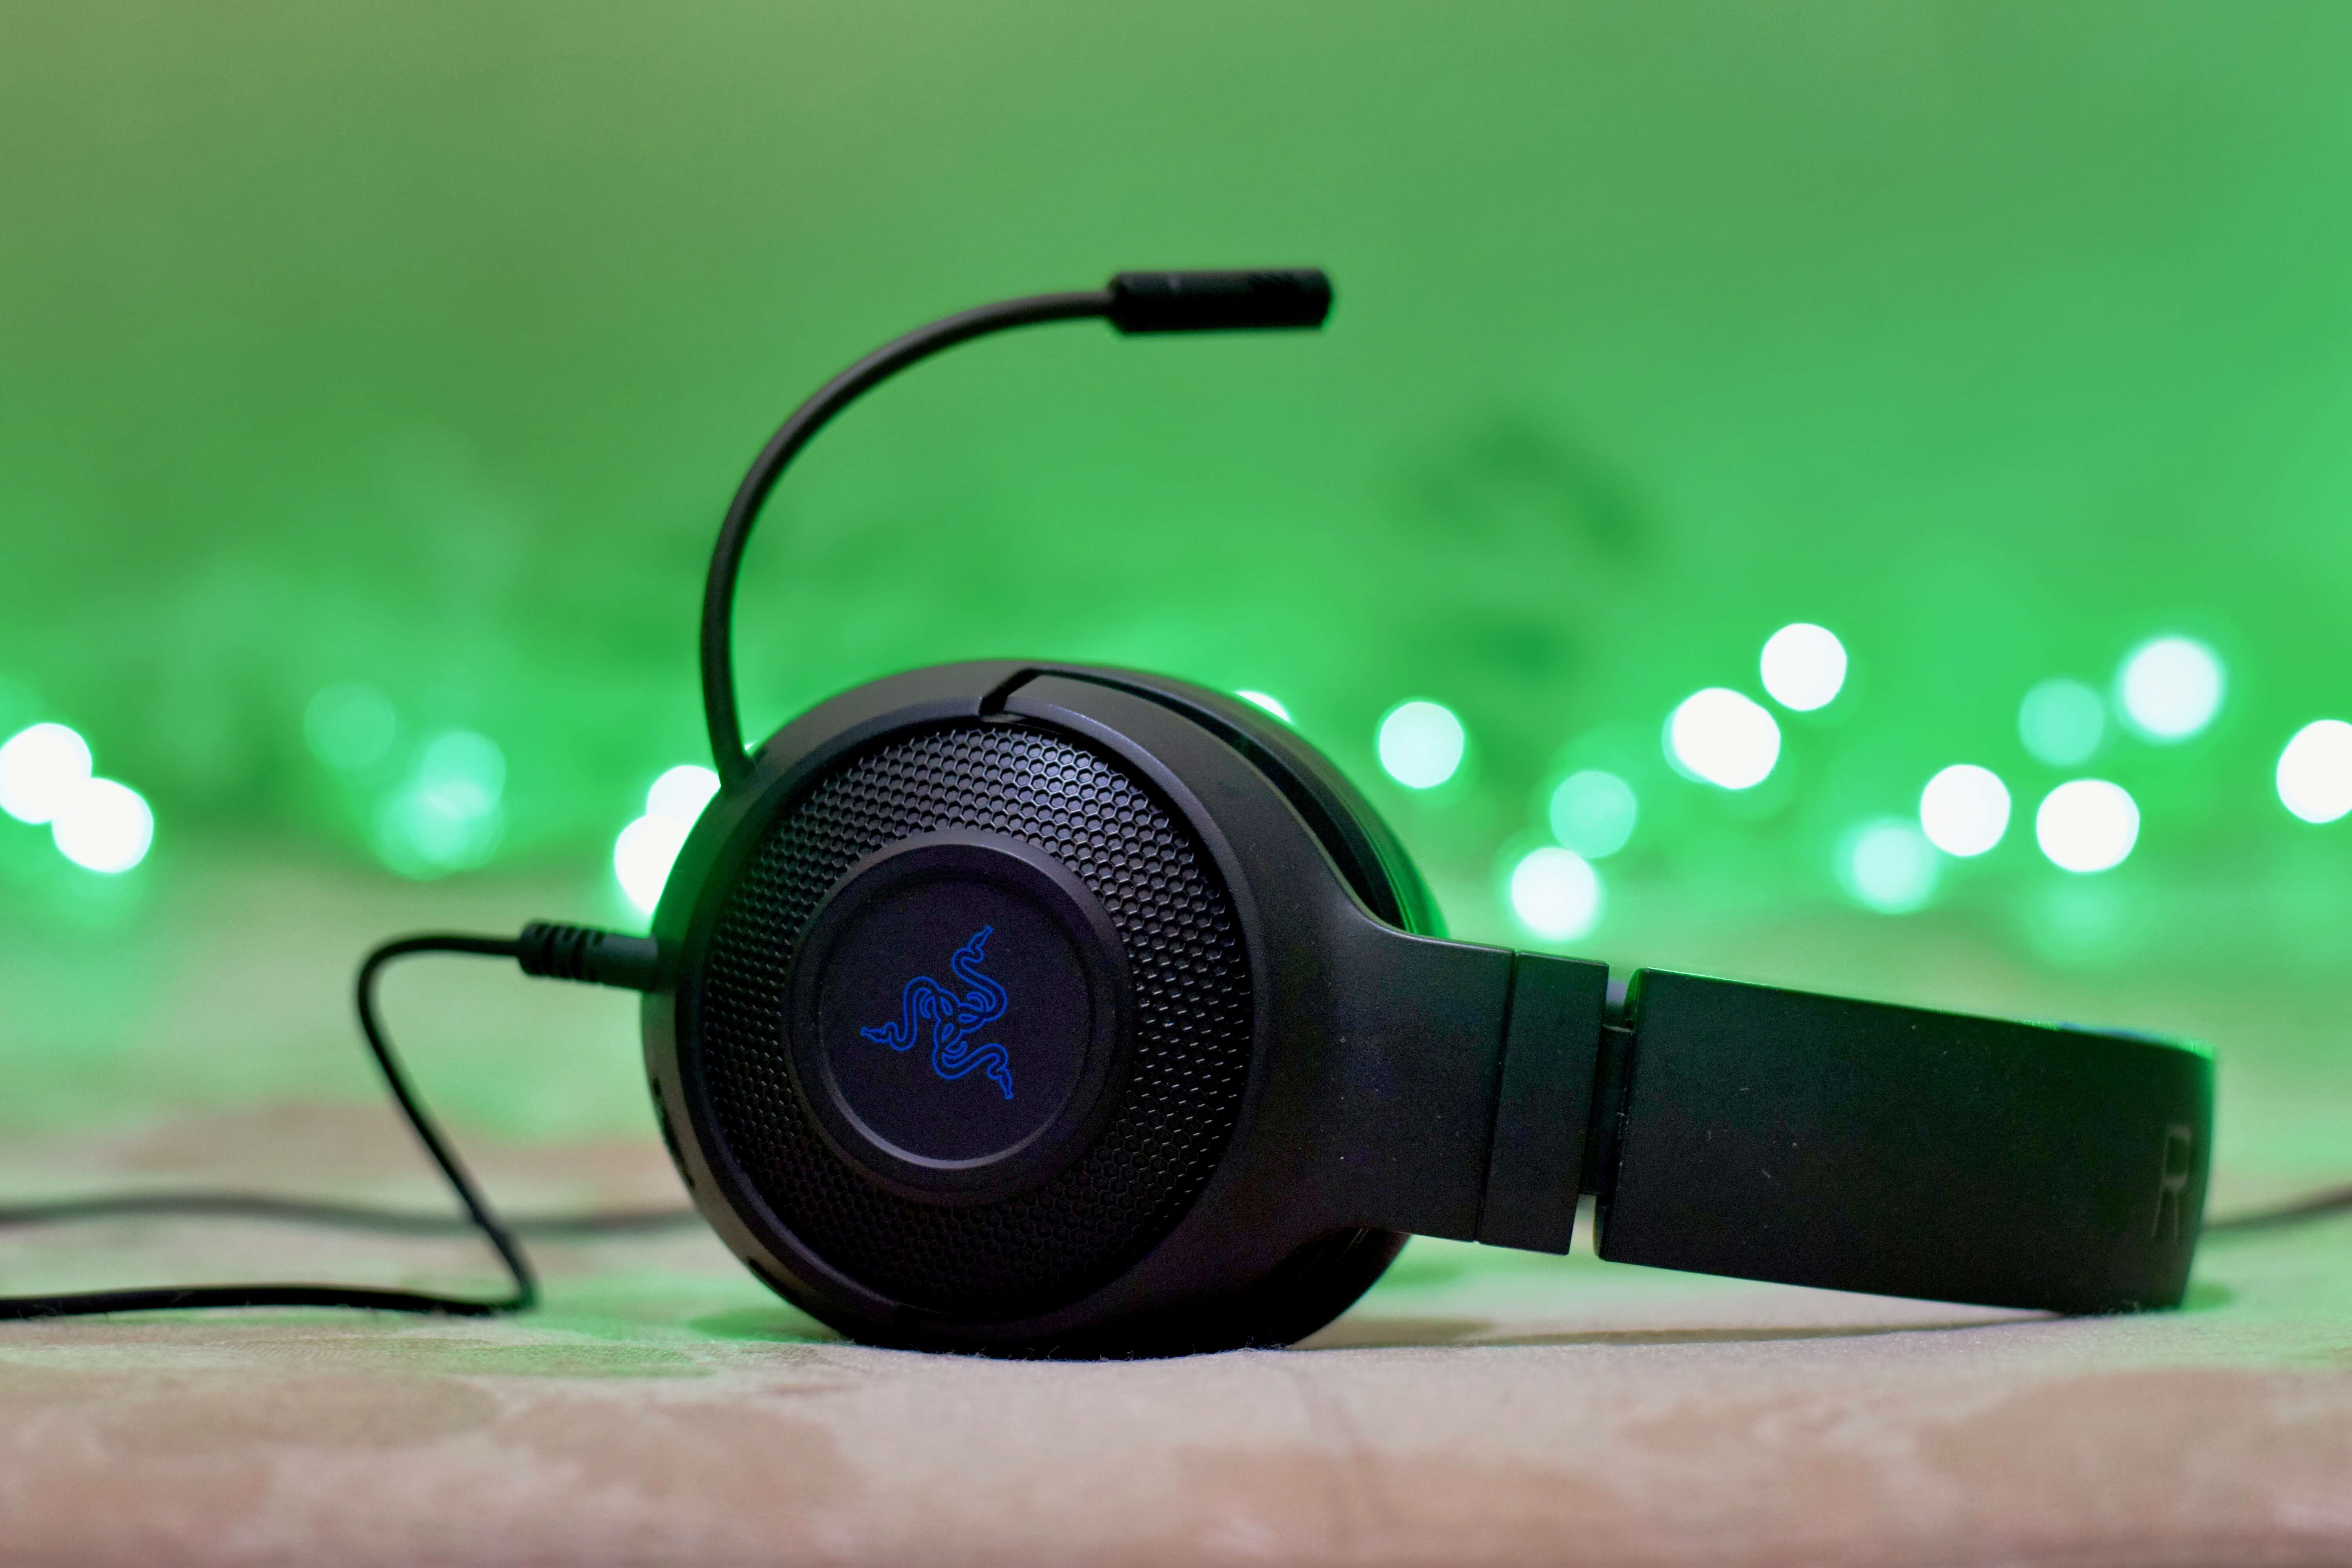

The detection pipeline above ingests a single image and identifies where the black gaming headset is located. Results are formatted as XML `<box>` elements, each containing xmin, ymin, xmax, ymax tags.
<box><xmin>0</xmin><ymin>265</ymin><xmax>2231</xmax><ymax>1348</ymax></box>
<box><xmin>589</xmin><ymin>268</ymin><xmax>2212</xmax><ymax>1356</ymax></box>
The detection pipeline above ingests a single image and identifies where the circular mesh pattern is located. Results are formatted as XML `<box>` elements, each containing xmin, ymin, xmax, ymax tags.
<box><xmin>691</xmin><ymin>722</ymin><xmax>1253</xmax><ymax>1318</ymax></box>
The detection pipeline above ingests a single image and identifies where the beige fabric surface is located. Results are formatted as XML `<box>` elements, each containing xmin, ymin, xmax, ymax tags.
<box><xmin>0</xmin><ymin>1105</ymin><xmax>2344</xmax><ymax>1567</ymax></box>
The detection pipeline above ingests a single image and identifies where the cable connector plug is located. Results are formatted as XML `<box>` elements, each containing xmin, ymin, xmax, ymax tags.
<box><xmin>515</xmin><ymin>922</ymin><xmax>663</xmax><ymax>992</ymax></box>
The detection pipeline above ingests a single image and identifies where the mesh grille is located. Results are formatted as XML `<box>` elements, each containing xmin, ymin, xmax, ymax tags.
<box><xmin>692</xmin><ymin>722</ymin><xmax>1253</xmax><ymax>1318</ymax></box>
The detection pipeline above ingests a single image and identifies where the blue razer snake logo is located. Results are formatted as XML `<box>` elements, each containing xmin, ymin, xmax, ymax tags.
<box><xmin>858</xmin><ymin>926</ymin><xmax>1016</xmax><ymax>1100</ymax></box>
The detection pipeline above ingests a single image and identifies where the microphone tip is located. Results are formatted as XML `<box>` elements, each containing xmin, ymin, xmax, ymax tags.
<box><xmin>1107</xmin><ymin>269</ymin><xmax>1332</xmax><ymax>335</ymax></box>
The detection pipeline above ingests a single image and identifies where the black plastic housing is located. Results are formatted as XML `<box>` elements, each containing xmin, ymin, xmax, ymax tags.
<box><xmin>642</xmin><ymin>660</ymin><xmax>2213</xmax><ymax>1357</ymax></box>
<box><xmin>1595</xmin><ymin>970</ymin><xmax>2212</xmax><ymax>1313</ymax></box>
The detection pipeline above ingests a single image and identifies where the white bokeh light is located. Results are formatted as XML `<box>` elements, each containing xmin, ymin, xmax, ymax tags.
<box><xmin>614</xmin><ymin>814</ymin><xmax>691</xmax><ymax>914</ymax></box>
<box><xmin>646</xmin><ymin>764</ymin><xmax>721</xmax><ymax>824</ymax></box>
<box><xmin>1666</xmin><ymin>688</ymin><xmax>1781</xmax><ymax>790</ymax></box>
<box><xmin>0</xmin><ymin>723</ymin><xmax>94</xmax><ymax>825</ymax></box>
<box><xmin>2117</xmin><ymin>637</ymin><xmax>2224</xmax><ymax>742</ymax></box>
<box><xmin>1508</xmin><ymin>847</ymin><xmax>1602</xmax><ymax>941</ymax></box>
<box><xmin>614</xmin><ymin>765</ymin><xmax>724</xmax><ymax>916</ymax></box>
<box><xmin>51</xmin><ymin>778</ymin><xmax>154</xmax><ymax>874</ymax></box>
<box><xmin>1840</xmin><ymin>818</ymin><xmax>1939</xmax><ymax>913</ymax></box>
<box><xmin>1918</xmin><ymin>764</ymin><xmax>2011</xmax><ymax>858</ymax></box>
<box><xmin>2035</xmin><ymin>780</ymin><xmax>2140</xmax><ymax>873</ymax></box>
<box><xmin>2277</xmin><ymin>720</ymin><xmax>2352</xmax><ymax>825</ymax></box>
<box><xmin>1759</xmin><ymin>623</ymin><xmax>1847</xmax><ymax>712</ymax></box>
<box><xmin>1377</xmin><ymin>700</ymin><xmax>1466</xmax><ymax>789</ymax></box>
<box><xmin>1235</xmin><ymin>690</ymin><xmax>1292</xmax><ymax>724</ymax></box>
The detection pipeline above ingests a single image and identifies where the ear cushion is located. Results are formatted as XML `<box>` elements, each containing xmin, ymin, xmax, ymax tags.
<box><xmin>1040</xmin><ymin>666</ymin><xmax>1442</xmax><ymax>935</ymax></box>
<box><xmin>1043</xmin><ymin>1227</ymin><xmax>1411</xmax><ymax>1359</ymax></box>
<box><xmin>661</xmin><ymin>662</ymin><xmax>1442</xmax><ymax>1355</ymax></box>
<box><xmin>1038</xmin><ymin>667</ymin><xmax>1431</xmax><ymax>1349</ymax></box>
<box><xmin>1212</xmin><ymin>1227</ymin><xmax>1413</xmax><ymax>1352</ymax></box>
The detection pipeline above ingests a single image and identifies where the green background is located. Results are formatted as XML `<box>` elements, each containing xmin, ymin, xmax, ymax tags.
<box><xmin>0</xmin><ymin>1</ymin><xmax>2346</xmax><ymax>1201</ymax></box>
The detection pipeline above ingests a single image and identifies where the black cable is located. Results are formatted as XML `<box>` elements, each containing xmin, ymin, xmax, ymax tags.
<box><xmin>0</xmin><ymin>1193</ymin><xmax>697</xmax><ymax>1238</ymax></box>
<box><xmin>0</xmin><ymin>935</ymin><xmax>552</xmax><ymax>1320</ymax></box>
<box><xmin>2201</xmin><ymin>1185</ymin><xmax>2352</xmax><ymax>1236</ymax></box>
<box><xmin>698</xmin><ymin>289</ymin><xmax>1113</xmax><ymax>784</ymax></box>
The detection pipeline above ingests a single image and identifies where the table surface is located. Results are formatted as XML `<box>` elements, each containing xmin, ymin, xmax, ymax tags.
<box><xmin>0</xmin><ymin>855</ymin><xmax>2348</xmax><ymax>1566</ymax></box>
<box><xmin>0</xmin><ymin>1100</ymin><xmax>2343</xmax><ymax>1568</ymax></box>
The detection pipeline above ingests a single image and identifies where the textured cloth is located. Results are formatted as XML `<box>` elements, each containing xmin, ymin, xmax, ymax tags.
<box><xmin>0</xmin><ymin>1106</ymin><xmax>2344</xmax><ymax>1566</ymax></box>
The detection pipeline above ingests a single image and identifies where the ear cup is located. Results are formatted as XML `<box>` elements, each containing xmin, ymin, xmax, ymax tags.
<box><xmin>648</xmin><ymin>662</ymin><xmax>1445</xmax><ymax>1355</ymax></box>
<box><xmin>1031</xmin><ymin>669</ymin><xmax>1437</xmax><ymax>1349</ymax></box>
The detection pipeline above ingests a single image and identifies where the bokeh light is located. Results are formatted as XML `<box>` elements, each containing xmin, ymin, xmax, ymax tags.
<box><xmin>2117</xmin><ymin>636</ymin><xmax>2224</xmax><ymax>742</ymax></box>
<box><xmin>419</xmin><ymin>730</ymin><xmax>506</xmax><ymax>815</ymax></box>
<box><xmin>1759</xmin><ymin>623</ymin><xmax>1847</xmax><ymax>711</ymax></box>
<box><xmin>0</xmin><ymin>722</ymin><xmax>94</xmax><ymax>825</ymax></box>
<box><xmin>1918</xmin><ymin>764</ymin><xmax>2011</xmax><ymax>857</ymax></box>
<box><xmin>1377</xmin><ymin>700</ymin><xmax>1466</xmax><ymax>789</ymax></box>
<box><xmin>1666</xmin><ymin>688</ymin><xmax>1780</xmax><ymax>790</ymax></box>
<box><xmin>376</xmin><ymin>730</ymin><xmax>507</xmax><ymax>875</ymax></box>
<box><xmin>51</xmin><ymin>778</ymin><xmax>154</xmax><ymax>873</ymax></box>
<box><xmin>646</xmin><ymin>764</ymin><xmax>721</xmax><ymax>824</ymax></box>
<box><xmin>2035</xmin><ymin>779</ymin><xmax>2140</xmax><ymax>873</ymax></box>
<box><xmin>2276</xmin><ymin>719</ymin><xmax>2352</xmax><ymax>824</ymax></box>
<box><xmin>2018</xmin><ymin>679</ymin><xmax>2107</xmax><ymax>767</ymax></box>
<box><xmin>1838</xmin><ymin>818</ymin><xmax>1939</xmax><ymax>913</ymax></box>
<box><xmin>614</xmin><ymin>763</ymin><xmax>721</xmax><ymax>915</ymax></box>
<box><xmin>1508</xmin><ymin>846</ymin><xmax>1602</xmax><ymax>941</ymax></box>
<box><xmin>614</xmin><ymin>814</ymin><xmax>691</xmax><ymax>915</ymax></box>
<box><xmin>1548</xmin><ymin>770</ymin><xmax>1637</xmax><ymax>858</ymax></box>
<box><xmin>303</xmin><ymin>682</ymin><xmax>396</xmax><ymax>771</ymax></box>
<box><xmin>1235</xmin><ymin>690</ymin><xmax>1292</xmax><ymax>724</ymax></box>
<box><xmin>377</xmin><ymin>793</ymin><xmax>498</xmax><ymax>874</ymax></box>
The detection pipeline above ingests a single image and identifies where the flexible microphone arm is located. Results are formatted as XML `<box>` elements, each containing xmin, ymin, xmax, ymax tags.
<box><xmin>698</xmin><ymin>269</ymin><xmax>1334</xmax><ymax>784</ymax></box>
